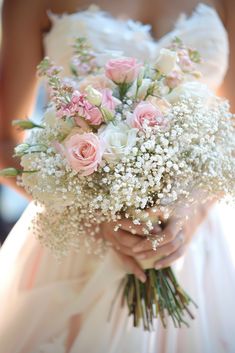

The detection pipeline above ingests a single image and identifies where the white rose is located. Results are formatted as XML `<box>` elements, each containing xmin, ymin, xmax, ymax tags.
<box><xmin>85</xmin><ymin>85</ymin><xmax>103</xmax><ymax>106</ymax></box>
<box><xmin>166</xmin><ymin>81</ymin><xmax>213</xmax><ymax>103</ymax></box>
<box><xmin>155</xmin><ymin>48</ymin><xmax>178</xmax><ymax>75</ymax></box>
<box><xmin>99</xmin><ymin>122</ymin><xmax>137</xmax><ymax>162</ymax></box>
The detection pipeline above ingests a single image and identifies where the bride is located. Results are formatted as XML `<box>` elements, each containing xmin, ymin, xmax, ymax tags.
<box><xmin>0</xmin><ymin>1</ymin><xmax>235</xmax><ymax>352</ymax></box>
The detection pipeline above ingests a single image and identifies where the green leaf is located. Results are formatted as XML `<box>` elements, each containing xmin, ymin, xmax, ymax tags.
<box><xmin>0</xmin><ymin>168</ymin><xmax>38</xmax><ymax>177</ymax></box>
<box><xmin>14</xmin><ymin>143</ymin><xmax>48</xmax><ymax>157</ymax></box>
<box><xmin>100</xmin><ymin>107</ymin><xmax>115</xmax><ymax>122</ymax></box>
<box><xmin>0</xmin><ymin>168</ymin><xmax>22</xmax><ymax>177</ymax></box>
<box><xmin>27</xmin><ymin>144</ymin><xmax>48</xmax><ymax>153</ymax></box>
<box><xmin>14</xmin><ymin>144</ymin><xmax>30</xmax><ymax>157</ymax></box>
<box><xmin>118</xmin><ymin>82</ymin><xmax>132</xmax><ymax>100</ymax></box>
<box><xmin>12</xmin><ymin>120</ymin><xmax>44</xmax><ymax>130</ymax></box>
<box><xmin>70</xmin><ymin>63</ymin><xmax>78</xmax><ymax>77</ymax></box>
<box><xmin>173</xmin><ymin>37</ymin><xmax>183</xmax><ymax>45</ymax></box>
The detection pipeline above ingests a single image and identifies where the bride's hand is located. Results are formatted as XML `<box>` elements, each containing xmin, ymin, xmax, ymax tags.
<box><xmin>99</xmin><ymin>220</ymin><xmax>161</xmax><ymax>283</ymax></box>
<box><xmin>131</xmin><ymin>216</ymin><xmax>185</xmax><ymax>269</ymax></box>
<box><xmin>99</xmin><ymin>196</ymin><xmax>214</xmax><ymax>278</ymax></box>
<box><xmin>130</xmin><ymin>199</ymin><xmax>215</xmax><ymax>269</ymax></box>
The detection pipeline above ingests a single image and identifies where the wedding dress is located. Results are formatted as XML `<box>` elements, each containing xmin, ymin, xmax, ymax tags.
<box><xmin>0</xmin><ymin>4</ymin><xmax>235</xmax><ymax>353</ymax></box>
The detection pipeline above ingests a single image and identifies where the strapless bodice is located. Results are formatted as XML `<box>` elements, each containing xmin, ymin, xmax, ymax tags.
<box><xmin>43</xmin><ymin>3</ymin><xmax>228</xmax><ymax>90</ymax></box>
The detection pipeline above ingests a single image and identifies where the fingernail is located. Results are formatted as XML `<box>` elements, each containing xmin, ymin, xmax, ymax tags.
<box><xmin>155</xmin><ymin>264</ymin><xmax>161</xmax><ymax>270</ymax></box>
<box><xmin>152</xmin><ymin>226</ymin><xmax>161</xmax><ymax>234</ymax></box>
<box><xmin>139</xmin><ymin>274</ymin><xmax>146</xmax><ymax>283</ymax></box>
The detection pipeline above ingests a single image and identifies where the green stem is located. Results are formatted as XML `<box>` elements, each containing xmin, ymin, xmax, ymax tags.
<box><xmin>118</xmin><ymin>83</ymin><xmax>131</xmax><ymax>100</ymax></box>
<box><xmin>120</xmin><ymin>267</ymin><xmax>197</xmax><ymax>331</ymax></box>
<box><xmin>160</xmin><ymin>271</ymin><xmax>184</xmax><ymax>328</ymax></box>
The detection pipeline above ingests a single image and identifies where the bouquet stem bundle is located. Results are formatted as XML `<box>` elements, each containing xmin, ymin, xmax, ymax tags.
<box><xmin>122</xmin><ymin>268</ymin><xmax>197</xmax><ymax>331</ymax></box>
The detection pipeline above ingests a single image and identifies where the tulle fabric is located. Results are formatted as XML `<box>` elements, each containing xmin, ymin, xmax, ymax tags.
<box><xmin>0</xmin><ymin>3</ymin><xmax>235</xmax><ymax>353</ymax></box>
<box><xmin>0</xmin><ymin>203</ymin><xmax>235</xmax><ymax>353</ymax></box>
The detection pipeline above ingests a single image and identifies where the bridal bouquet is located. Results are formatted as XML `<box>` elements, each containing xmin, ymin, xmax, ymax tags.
<box><xmin>1</xmin><ymin>38</ymin><xmax>235</xmax><ymax>330</ymax></box>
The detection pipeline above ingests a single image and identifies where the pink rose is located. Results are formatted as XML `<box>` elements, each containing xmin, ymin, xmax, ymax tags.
<box><xmin>101</xmin><ymin>89</ymin><xmax>120</xmax><ymax>111</ymax></box>
<box><xmin>105</xmin><ymin>57</ymin><xmax>141</xmax><ymax>84</ymax></box>
<box><xmin>64</xmin><ymin>133</ymin><xmax>103</xmax><ymax>176</ymax></box>
<box><xmin>128</xmin><ymin>102</ymin><xmax>166</xmax><ymax>130</ymax></box>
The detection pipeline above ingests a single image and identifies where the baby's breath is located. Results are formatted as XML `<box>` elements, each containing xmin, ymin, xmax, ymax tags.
<box><xmin>19</xmin><ymin>94</ymin><xmax>235</xmax><ymax>258</ymax></box>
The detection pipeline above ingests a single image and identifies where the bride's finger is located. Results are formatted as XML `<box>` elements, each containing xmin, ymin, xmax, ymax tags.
<box><xmin>114</xmin><ymin>228</ymin><xmax>142</xmax><ymax>247</ymax></box>
<box><xmin>132</xmin><ymin>222</ymin><xmax>183</xmax><ymax>253</ymax></box>
<box><xmin>106</xmin><ymin>235</ymin><xmax>135</xmax><ymax>256</ymax></box>
<box><xmin>155</xmin><ymin>217</ymin><xmax>183</xmax><ymax>246</ymax></box>
<box><xmin>117</xmin><ymin>219</ymin><xmax>162</xmax><ymax>236</ymax></box>
<box><xmin>104</xmin><ymin>228</ymin><xmax>147</xmax><ymax>257</ymax></box>
<box><xmin>135</xmin><ymin>231</ymin><xmax>184</xmax><ymax>260</ymax></box>
<box><xmin>116</xmin><ymin>252</ymin><xmax>146</xmax><ymax>283</ymax></box>
<box><xmin>131</xmin><ymin>218</ymin><xmax>181</xmax><ymax>253</ymax></box>
<box><xmin>103</xmin><ymin>224</ymin><xmax>141</xmax><ymax>246</ymax></box>
<box><xmin>154</xmin><ymin>245</ymin><xmax>186</xmax><ymax>269</ymax></box>
<box><xmin>132</xmin><ymin>238</ymin><xmax>153</xmax><ymax>253</ymax></box>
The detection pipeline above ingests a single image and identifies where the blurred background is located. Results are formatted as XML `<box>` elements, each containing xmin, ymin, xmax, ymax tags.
<box><xmin>0</xmin><ymin>0</ymin><xmax>46</xmax><ymax>243</ymax></box>
<box><xmin>0</xmin><ymin>89</ymin><xmax>46</xmax><ymax>244</ymax></box>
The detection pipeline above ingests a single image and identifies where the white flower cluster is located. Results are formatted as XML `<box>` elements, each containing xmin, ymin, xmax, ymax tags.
<box><xmin>19</xmin><ymin>92</ymin><xmax>235</xmax><ymax>257</ymax></box>
<box><xmin>8</xmin><ymin>38</ymin><xmax>233</xmax><ymax>257</ymax></box>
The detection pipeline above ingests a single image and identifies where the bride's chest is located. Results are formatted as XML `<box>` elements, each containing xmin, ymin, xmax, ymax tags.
<box><xmin>43</xmin><ymin>2</ymin><xmax>228</xmax><ymax>91</ymax></box>
<box><xmin>46</xmin><ymin>0</ymin><xmax>223</xmax><ymax>39</ymax></box>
